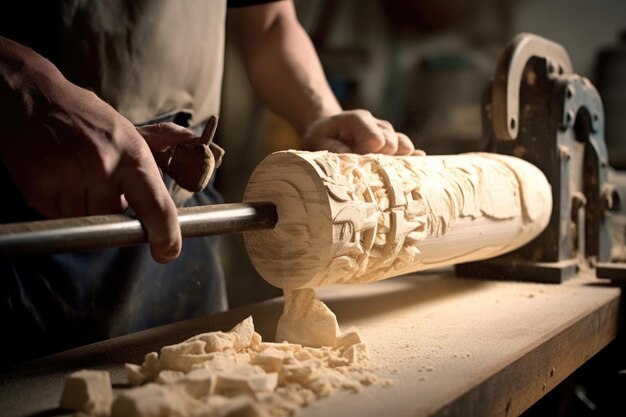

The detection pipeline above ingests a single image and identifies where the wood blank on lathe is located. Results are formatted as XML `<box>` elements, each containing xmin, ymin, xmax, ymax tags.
<box><xmin>244</xmin><ymin>151</ymin><xmax>552</xmax><ymax>290</ymax></box>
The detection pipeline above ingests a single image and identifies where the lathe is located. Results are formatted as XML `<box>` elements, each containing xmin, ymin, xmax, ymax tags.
<box><xmin>0</xmin><ymin>33</ymin><xmax>624</xmax><ymax>417</ymax></box>
<box><xmin>0</xmin><ymin>33</ymin><xmax>623</xmax><ymax>286</ymax></box>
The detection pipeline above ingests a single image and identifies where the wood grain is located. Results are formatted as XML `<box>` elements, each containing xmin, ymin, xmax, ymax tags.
<box><xmin>0</xmin><ymin>269</ymin><xmax>619</xmax><ymax>417</ymax></box>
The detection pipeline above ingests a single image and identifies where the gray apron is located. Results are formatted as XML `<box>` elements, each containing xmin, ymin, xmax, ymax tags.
<box><xmin>0</xmin><ymin>0</ymin><xmax>229</xmax><ymax>365</ymax></box>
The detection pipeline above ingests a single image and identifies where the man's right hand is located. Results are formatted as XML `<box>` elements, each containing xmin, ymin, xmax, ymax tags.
<box><xmin>0</xmin><ymin>37</ymin><xmax>185</xmax><ymax>263</ymax></box>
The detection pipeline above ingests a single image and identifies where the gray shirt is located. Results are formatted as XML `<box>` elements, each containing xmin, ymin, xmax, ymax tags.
<box><xmin>2</xmin><ymin>0</ymin><xmax>227</xmax><ymax>125</ymax></box>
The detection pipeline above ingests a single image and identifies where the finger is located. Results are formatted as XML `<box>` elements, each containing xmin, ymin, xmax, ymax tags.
<box><xmin>55</xmin><ymin>163</ymin><xmax>88</xmax><ymax>217</ymax></box>
<box><xmin>120</xmin><ymin>194</ymin><xmax>129</xmax><ymax>210</ymax></box>
<box><xmin>302</xmin><ymin>136</ymin><xmax>352</xmax><ymax>153</ymax></box>
<box><xmin>119</xmin><ymin>146</ymin><xmax>181</xmax><ymax>263</ymax></box>
<box><xmin>347</xmin><ymin>113</ymin><xmax>386</xmax><ymax>154</ymax></box>
<box><xmin>13</xmin><ymin>127</ymin><xmax>63</xmax><ymax>219</ymax></box>
<box><xmin>396</xmin><ymin>133</ymin><xmax>415</xmax><ymax>155</ymax></box>
<box><xmin>56</xmin><ymin>188</ymin><xmax>88</xmax><ymax>218</ymax></box>
<box><xmin>136</xmin><ymin>122</ymin><xmax>199</xmax><ymax>152</ymax></box>
<box><xmin>376</xmin><ymin>119</ymin><xmax>394</xmax><ymax>131</ymax></box>
<box><xmin>377</xmin><ymin>125</ymin><xmax>399</xmax><ymax>155</ymax></box>
<box><xmin>19</xmin><ymin>183</ymin><xmax>59</xmax><ymax>218</ymax></box>
<box><xmin>20</xmin><ymin>167</ymin><xmax>63</xmax><ymax>219</ymax></box>
<box><xmin>27</xmin><ymin>192</ymin><xmax>62</xmax><ymax>219</ymax></box>
<box><xmin>85</xmin><ymin>185</ymin><xmax>128</xmax><ymax>215</ymax></box>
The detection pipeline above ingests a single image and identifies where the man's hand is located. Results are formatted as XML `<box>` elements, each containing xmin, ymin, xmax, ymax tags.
<box><xmin>0</xmin><ymin>37</ymin><xmax>194</xmax><ymax>263</ymax></box>
<box><xmin>139</xmin><ymin>121</ymin><xmax>223</xmax><ymax>194</ymax></box>
<box><xmin>231</xmin><ymin>4</ymin><xmax>414</xmax><ymax>156</ymax></box>
<box><xmin>301</xmin><ymin>110</ymin><xmax>415</xmax><ymax>155</ymax></box>
<box><xmin>136</xmin><ymin>123</ymin><xmax>200</xmax><ymax>154</ymax></box>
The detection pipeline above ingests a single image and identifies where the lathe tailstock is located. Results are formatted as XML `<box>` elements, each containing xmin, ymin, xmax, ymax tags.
<box><xmin>456</xmin><ymin>33</ymin><xmax>625</xmax><ymax>283</ymax></box>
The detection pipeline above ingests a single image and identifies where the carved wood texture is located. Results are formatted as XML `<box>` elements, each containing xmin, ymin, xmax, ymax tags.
<box><xmin>244</xmin><ymin>151</ymin><xmax>552</xmax><ymax>289</ymax></box>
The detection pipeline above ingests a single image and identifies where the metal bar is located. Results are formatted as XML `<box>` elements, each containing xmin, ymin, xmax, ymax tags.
<box><xmin>0</xmin><ymin>202</ymin><xmax>277</xmax><ymax>255</ymax></box>
<box><xmin>492</xmin><ymin>33</ymin><xmax>573</xmax><ymax>140</ymax></box>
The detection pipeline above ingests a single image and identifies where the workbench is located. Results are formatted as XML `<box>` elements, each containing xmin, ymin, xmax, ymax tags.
<box><xmin>0</xmin><ymin>268</ymin><xmax>621</xmax><ymax>417</ymax></box>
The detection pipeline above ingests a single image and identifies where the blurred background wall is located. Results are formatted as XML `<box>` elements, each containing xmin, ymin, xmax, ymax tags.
<box><xmin>214</xmin><ymin>0</ymin><xmax>626</xmax><ymax>308</ymax></box>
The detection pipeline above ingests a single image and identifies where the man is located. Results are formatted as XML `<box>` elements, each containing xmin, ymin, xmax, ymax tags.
<box><xmin>0</xmin><ymin>0</ymin><xmax>414</xmax><ymax>364</ymax></box>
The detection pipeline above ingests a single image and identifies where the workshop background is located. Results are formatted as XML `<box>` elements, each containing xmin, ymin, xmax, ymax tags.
<box><xmin>215</xmin><ymin>0</ymin><xmax>626</xmax><ymax>309</ymax></box>
<box><xmin>215</xmin><ymin>7</ymin><xmax>626</xmax><ymax>411</ymax></box>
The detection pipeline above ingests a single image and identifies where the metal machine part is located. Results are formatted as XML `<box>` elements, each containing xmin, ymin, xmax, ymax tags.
<box><xmin>457</xmin><ymin>33</ymin><xmax>624</xmax><ymax>284</ymax></box>
<box><xmin>0</xmin><ymin>202</ymin><xmax>277</xmax><ymax>255</ymax></box>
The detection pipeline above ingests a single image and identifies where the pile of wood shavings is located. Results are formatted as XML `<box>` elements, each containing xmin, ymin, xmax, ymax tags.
<box><xmin>60</xmin><ymin>316</ymin><xmax>383</xmax><ymax>417</ymax></box>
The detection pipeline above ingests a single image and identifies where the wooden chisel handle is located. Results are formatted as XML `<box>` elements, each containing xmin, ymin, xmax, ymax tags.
<box><xmin>152</xmin><ymin>115</ymin><xmax>225</xmax><ymax>192</ymax></box>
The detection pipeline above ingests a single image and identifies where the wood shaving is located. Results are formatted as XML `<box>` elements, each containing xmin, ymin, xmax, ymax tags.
<box><xmin>64</xmin><ymin>314</ymin><xmax>382</xmax><ymax>417</ymax></box>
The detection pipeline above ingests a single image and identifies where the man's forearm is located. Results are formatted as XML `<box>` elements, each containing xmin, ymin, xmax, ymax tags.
<box><xmin>231</xmin><ymin>2</ymin><xmax>341</xmax><ymax>136</ymax></box>
<box><xmin>0</xmin><ymin>36</ymin><xmax>64</xmax><ymax>134</ymax></box>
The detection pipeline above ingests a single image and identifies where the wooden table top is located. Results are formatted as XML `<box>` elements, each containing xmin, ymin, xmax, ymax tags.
<box><xmin>0</xmin><ymin>268</ymin><xmax>621</xmax><ymax>417</ymax></box>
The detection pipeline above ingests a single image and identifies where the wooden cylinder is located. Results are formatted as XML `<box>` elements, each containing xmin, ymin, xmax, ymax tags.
<box><xmin>243</xmin><ymin>151</ymin><xmax>552</xmax><ymax>290</ymax></box>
